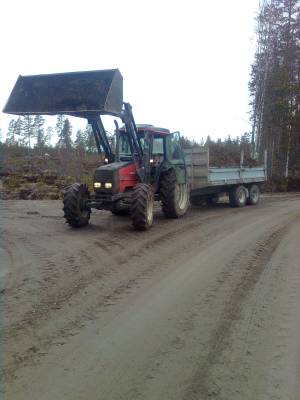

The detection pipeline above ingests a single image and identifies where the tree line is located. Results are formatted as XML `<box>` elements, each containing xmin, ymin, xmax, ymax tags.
<box><xmin>250</xmin><ymin>0</ymin><xmax>300</xmax><ymax>178</ymax></box>
<box><xmin>1</xmin><ymin>115</ymin><xmax>98</xmax><ymax>153</ymax></box>
<box><xmin>0</xmin><ymin>113</ymin><xmax>253</xmax><ymax>155</ymax></box>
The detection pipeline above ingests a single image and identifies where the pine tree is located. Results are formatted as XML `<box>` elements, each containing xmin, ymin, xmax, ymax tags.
<box><xmin>45</xmin><ymin>126</ymin><xmax>53</xmax><ymax>146</ymax></box>
<box><xmin>84</xmin><ymin>123</ymin><xmax>97</xmax><ymax>153</ymax></box>
<box><xmin>75</xmin><ymin>129</ymin><xmax>86</xmax><ymax>153</ymax></box>
<box><xmin>6</xmin><ymin>120</ymin><xmax>17</xmax><ymax>145</ymax></box>
<box><xmin>33</xmin><ymin>115</ymin><xmax>46</xmax><ymax>149</ymax></box>
<box><xmin>22</xmin><ymin>115</ymin><xmax>35</xmax><ymax>147</ymax></box>
<box><xmin>57</xmin><ymin>118</ymin><xmax>73</xmax><ymax>149</ymax></box>
<box><xmin>55</xmin><ymin>115</ymin><xmax>66</xmax><ymax>139</ymax></box>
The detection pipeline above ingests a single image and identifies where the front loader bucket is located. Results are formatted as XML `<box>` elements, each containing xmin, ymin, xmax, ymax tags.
<box><xmin>3</xmin><ymin>69</ymin><xmax>123</xmax><ymax>118</ymax></box>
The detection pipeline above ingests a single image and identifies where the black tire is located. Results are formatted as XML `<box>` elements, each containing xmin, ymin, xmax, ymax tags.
<box><xmin>160</xmin><ymin>169</ymin><xmax>189</xmax><ymax>218</ymax></box>
<box><xmin>63</xmin><ymin>183</ymin><xmax>91</xmax><ymax>228</ymax></box>
<box><xmin>111</xmin><ymin>202</ymin><xmax>130</xmax><ymax>216</ymax></box>
<box><xmin>229</xmin><ymin>185</ymin><xmax>247</xmax><ymax>207</ymax></box>
<box><xmin>247</xmin><ymin>184</ymin><xmax>260</xmax><ymax>205</ymax></box>
<box><xmin>205</xmin><ymin>194</ymin><xmax>219</xmax><ymax>206</ymax></box>
<box><xmin>131</xmin><ymin>184</ymin><xmax>154</xmax><ymax>230</ymax></box>
<box><xmin>190</xmin><ymin>196</ymin><xmax>205</xmax><ymax>206</ymax></box>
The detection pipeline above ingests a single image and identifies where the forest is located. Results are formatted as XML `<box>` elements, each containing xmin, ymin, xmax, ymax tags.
<box><xmin>250</xmin><ymin>0</ymin><xmax>300</xmax><ymax>184</ymax></box>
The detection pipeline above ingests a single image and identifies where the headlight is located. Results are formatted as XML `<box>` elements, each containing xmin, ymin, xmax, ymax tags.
<box><xmin>94</xmin><ymin>182</ymin><xmax>101</xmax><ymax>189</ymax></box>
<box><xmin>105</xmin><ymin>182</ymin><xmax>112</xmax><ymax>189</ymax></box>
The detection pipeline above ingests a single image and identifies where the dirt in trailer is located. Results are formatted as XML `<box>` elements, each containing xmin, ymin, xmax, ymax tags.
<box><xmin>1</xmin><ymin>193</ymin><xmax>300</xmax><ymax>400</ymax></box>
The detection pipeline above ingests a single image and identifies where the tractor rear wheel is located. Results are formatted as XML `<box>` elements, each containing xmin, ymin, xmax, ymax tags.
<box><xmin>160</xmin><ymin>169</ymin><xmax>189</xmax><ymax>218</ymax></box>
<box><xmin>131</xmin><ymin>184</ymin><xmax>154</xmax><ymax>230</ymax></box>
<box><xmin>229</xmin><ymin>185</ymin><xmax>247</xmax><ymax>207</ymax></box>
<box><xmin>63</xmin><ymin>183</ymin><xmax>91</xmax><ymax>228</ymax></box>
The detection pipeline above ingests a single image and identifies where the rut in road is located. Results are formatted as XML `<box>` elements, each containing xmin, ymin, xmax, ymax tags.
<box><xmin>183</xmin><ymin>223</ymin><xmax>288</xmax><ymax>399</ymax></box>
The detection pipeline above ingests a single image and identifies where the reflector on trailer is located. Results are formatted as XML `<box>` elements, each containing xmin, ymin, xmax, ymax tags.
<box><xmin>3</xmin><ymin>69</ymin><xmax>123</xmax><ymax>118</ymax></box>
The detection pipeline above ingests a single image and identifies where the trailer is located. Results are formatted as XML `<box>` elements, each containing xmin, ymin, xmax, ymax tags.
<box><xmin>184</xmin><ymin>147</ymin><xmax>266</xmax><ymax>207</ymax></box>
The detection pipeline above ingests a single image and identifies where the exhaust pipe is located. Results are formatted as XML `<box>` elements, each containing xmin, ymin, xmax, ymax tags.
<box><xmin>3</xmin><ymin>69</ymin><xmax>123</xmax><ymax>118</ymax></box>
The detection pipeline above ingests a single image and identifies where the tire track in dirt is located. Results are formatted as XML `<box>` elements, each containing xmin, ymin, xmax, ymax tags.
<box><xmin>183</xmin><ymin>222</ymin><xmax>289</xmax><ymax>400</ymax></box>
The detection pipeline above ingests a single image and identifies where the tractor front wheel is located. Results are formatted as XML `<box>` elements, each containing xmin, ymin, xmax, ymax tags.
<box><xmin>131</xmin><ymin>184</ymin><xmax>154</xmax><ymax>230</ymax></box>
<box><xmin>160</xmin><ymin>169</ymin><xmax>189</xmax><ymax>218</ymax></box>
<box><xmin>63</xmin><ymin>183</ymin><xmax>91</xmax><ymax>228</ymax></box>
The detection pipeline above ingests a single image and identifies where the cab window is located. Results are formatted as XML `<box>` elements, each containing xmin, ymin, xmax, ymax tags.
<box><xmin>170</xmin><ymin>132</ymin><xmax>183</xmax><ymax>160</ymax></box>
<box><xmin>153</xmin><ymin>137</ymin><xmax>164</xmax><ymax>155</ymax></box>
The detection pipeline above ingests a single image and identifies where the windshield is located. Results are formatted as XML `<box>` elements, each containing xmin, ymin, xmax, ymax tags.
<box><xmin>118</xmin><ymin>133</ymin><xmax>145</xmax><ymax>160</ymax></box>
<box><xmin>118</xmin><ymin>132</ymin><xmax>164</xmax><ymax>160</ymax></box>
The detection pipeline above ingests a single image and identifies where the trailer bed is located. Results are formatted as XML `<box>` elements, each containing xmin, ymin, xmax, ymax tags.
<box><xmin>184</xmin><ymin>148</ymin><xmax>266</xmax><ymax>192</ymax></box>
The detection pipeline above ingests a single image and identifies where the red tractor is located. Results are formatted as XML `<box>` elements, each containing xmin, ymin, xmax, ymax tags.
<box><xmin>4</xmin><ymin>69</ymin><xmax>189</xmax><ymax>229</ymax></box>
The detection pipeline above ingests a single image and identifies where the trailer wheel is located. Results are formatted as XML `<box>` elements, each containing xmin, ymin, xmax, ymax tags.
<box><xmin>131</xmin><ymin>184</ymin><xmax>154</xmax><ymax>230</ymax></box>
<box><xmin>160</xmin><ymin>169</ymin><xmax>189</xmax><ymax>218</ymax></box>
<box><xmin>63</xmin><ymin>183</ymin><xmax>91</xmax><ymax>228</ymax></box>
<box><xmin>247</xmin><ymin>184</ymin><xmax>260</xmax><ymax>205</ymax></box>
<box><xmin>229</xmin><ymin>185</ymin><xmax>247</xmax><ymax>207</ymax></box>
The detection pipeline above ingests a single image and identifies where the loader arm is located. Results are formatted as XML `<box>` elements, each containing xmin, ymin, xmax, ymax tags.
<box><xmin>88</xmin><ymin>115</ymin><xmax>114</xmax><ymax>162</ymax></box>
<box><xmin>122</xmin><ymin>102</ymin><xmax>143</xmax><ymax>163</ymax></box>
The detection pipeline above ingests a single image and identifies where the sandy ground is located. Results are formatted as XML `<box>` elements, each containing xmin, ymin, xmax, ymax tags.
<box><xmin>1</xmin><ymin>193</ymin><xmax>300</xmax><ymax>399</ymax></box>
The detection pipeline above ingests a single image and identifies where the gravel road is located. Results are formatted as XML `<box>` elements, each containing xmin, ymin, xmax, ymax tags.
<box><xmin>1</xmin><ymin>194</ymin><xmax>300</xmax><ymax>399</ymax></box>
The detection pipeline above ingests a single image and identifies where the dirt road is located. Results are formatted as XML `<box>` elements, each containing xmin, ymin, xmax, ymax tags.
<box><xmin>1</xmin><ymin>194</ymin><xmax>300</xmax><ymax>399</ymax></box>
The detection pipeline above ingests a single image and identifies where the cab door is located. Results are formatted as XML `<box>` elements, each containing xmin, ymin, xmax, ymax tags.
<box><xmin>166</xmin><ymin>131</ymin><xmax>187</xmax><ymax>184</ymax></box>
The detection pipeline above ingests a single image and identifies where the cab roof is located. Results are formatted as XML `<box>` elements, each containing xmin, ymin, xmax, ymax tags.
<box><xmin>119</xmin><ymin>124</ymin><xmax>170</xmax><ymax>136</ymax></box>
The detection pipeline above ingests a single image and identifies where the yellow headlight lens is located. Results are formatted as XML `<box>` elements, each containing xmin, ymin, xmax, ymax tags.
<box><xmin>94</xmin><ymin>182</ymin><xmax>101</xmax><ymax>188</ymax></box>
<box><xmin>105</xmin><ymin>182</ymin><xmax>112</xmax><ymax>189</ymax></box>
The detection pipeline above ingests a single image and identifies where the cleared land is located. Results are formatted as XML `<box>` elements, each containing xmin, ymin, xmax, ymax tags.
<box><xmin>1</xmin><ymin>193</ymin><xmax>300</xmax><ymax>399</ymax></box>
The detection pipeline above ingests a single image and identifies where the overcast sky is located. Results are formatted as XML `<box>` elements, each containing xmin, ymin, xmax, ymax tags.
<box><xmin>0</xmin><ymin>0</ymin><xmax>258</xmax><ymax>142</ymax></box>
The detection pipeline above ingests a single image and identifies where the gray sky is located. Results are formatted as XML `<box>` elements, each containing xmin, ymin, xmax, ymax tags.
<box><xmin>0</xmin><ymin>0</ymin><xmax>258</xmax><ymax>142</ymax></box>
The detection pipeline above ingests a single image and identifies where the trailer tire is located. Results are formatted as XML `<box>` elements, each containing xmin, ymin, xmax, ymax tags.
<box><xmin>131</xmin><ymin>184</ymin><xmax>154</xmax><ymax>230</ymax></box>
<box><xmin>247</xmin><ymin>184</ymin><xmax>260</xmax><ymax>205</ymax></box>
<box><xmin>229</xmin><ymin>185</ymin><xmax>247</xmax><ymax>207</ymax></box>
<box><xmin>63</xmin><ymin>183</ymin><xmax>91</xmax><ymax>228</ymax></box>
<box><xmin>160</xmin><ymin>169</ymin><xmax>189</xmax><ymax>218</ymax></box>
